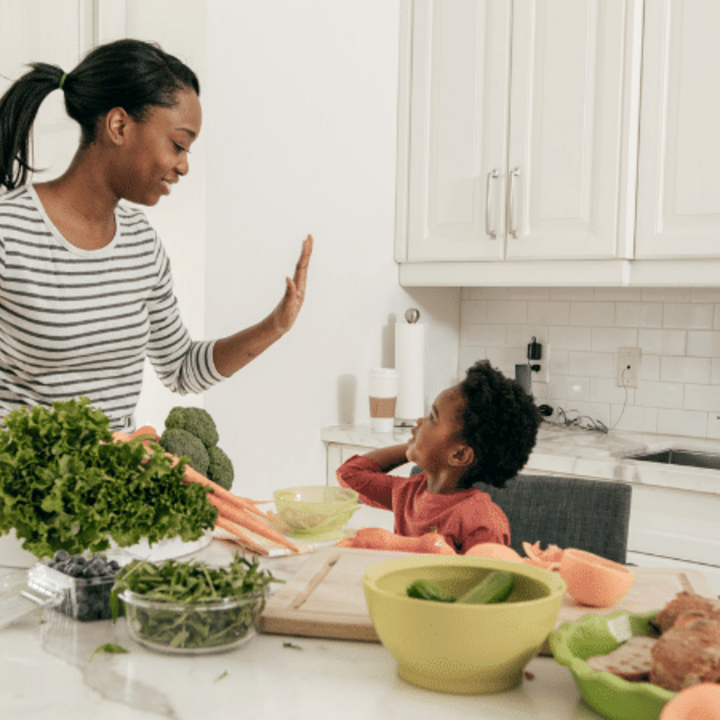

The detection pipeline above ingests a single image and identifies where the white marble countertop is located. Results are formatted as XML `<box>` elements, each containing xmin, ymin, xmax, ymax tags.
<box><xmin>0</xmin><ymin>527</ymin><xmax>604</xmax><ymax>720</ymax></box>
<box><xmin>321</xmin><ymin>422</ymin><xmax>720</xmax><ymax>496</ymax></box>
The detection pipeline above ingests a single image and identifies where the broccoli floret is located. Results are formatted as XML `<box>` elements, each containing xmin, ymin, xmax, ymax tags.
<box><xmin>160</xmin><ymin>428</ymin><xmax>210</xmax><ymax>477</ymax></box>
<box><xmin>164</xmin><ymin>406</ymin><xmax>219</xmax><ymax>449</ymax></box>
<box><xmin>207</xmin><ymin>445</ymin><xmax>234</xmax><ymax>491</ymax></box>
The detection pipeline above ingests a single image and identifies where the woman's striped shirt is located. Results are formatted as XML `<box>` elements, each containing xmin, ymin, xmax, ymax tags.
<box><xmin>0</xmin><ymin>185</ymin><xmax>224</xmax><ymax>431</ymax></box>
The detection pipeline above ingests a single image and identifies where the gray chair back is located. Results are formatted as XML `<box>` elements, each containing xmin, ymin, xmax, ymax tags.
<box><xmin>473</xmin><ymin>474</ymin><xmax>632</xmax><ymax>564</ymax></box>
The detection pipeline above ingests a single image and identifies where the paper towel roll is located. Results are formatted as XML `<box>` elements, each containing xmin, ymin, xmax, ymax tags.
<box><xmin>395</xmin><ymin>322</ymin><xmax>425</xmax><ymax>425</ymax></box>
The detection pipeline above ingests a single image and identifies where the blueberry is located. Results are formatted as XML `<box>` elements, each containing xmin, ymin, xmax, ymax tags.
<box><xmin>54</xmin><ymin>550</ymin><xmax>70</xmax><ymax>562</ymax></box>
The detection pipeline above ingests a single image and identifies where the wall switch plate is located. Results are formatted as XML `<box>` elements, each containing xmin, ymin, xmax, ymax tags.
<box><xmin>617</xmin><ymin>347</ymin><xmax>641</xmax><ymax>387</ymax></box>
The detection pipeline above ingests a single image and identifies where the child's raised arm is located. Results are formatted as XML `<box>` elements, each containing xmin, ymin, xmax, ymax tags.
<box><xmin>361</xmin><ymin>444</ymin><xmax>411</xmax><ymax>473</ymax></box>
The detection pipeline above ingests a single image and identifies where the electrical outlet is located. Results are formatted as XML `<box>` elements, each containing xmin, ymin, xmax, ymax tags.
<box><xmin>617</xmin><ymin>347</ymin><xmax>641</xmax><ymax>388</ymax></box>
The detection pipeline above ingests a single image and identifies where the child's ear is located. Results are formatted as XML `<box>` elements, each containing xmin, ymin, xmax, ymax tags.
<box><xmin>449</xmin><ymin>444</ymin><xmax>474</xmax><ymax>468</ymax></box>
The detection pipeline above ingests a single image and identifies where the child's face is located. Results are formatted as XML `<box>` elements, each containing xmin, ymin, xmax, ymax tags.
<box><xmin>406</xmin><ymin>385</ymin><xmax>466</xmax><ymax>476</ymax></box>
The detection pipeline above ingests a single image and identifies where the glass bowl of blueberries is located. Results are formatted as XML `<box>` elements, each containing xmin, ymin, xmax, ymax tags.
<box><xmin>28</xmin><ymin>551</ymin><xmax>122</xmax><ymax>622</ymax></box>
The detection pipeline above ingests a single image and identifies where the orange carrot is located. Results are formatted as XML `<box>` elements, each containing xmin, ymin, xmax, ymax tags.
<box><xmin>177</xmin><ymin>461</ymin><xmax>269</xmax><ymax>518</ymax></box>
<box><xmin>215</xmin><ymin>517</ymin><xmax>269</xmax><ymax>556</ymax></box>
<box><xmin>336</xmin><ymin>528</ymin><xmax>456</xmax><ymax>555</ymax></box>
<box><xmin>129</xmin><ymin>425</ymin><xmax>160</xmax><ymax>441</ymax></box>
<box><xmin>208</xmin><ymin>495</ymin><xmax>300</xmax><ymax>553</ymax></box>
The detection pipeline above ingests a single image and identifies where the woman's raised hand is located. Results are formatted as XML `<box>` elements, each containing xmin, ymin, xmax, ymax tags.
<box><xmin>272</xmin><ymin>234</ymin><xmax>313</xmax><ymax>335</ymax></box>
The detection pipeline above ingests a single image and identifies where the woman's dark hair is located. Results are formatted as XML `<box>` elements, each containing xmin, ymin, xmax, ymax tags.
<box><xmin>0</xmin><ymin>38</ymin><xmax>199</xmax><ymax>190</ymax></box>
<box><xmin>456</xmin><ymin>360</ymin><xmax>540</xmax><ymax>490</ymax></box>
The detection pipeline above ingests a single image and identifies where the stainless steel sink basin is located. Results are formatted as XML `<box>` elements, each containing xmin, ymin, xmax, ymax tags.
<box><xmin>623</xmin><ymin>448</ymin><xmax>720</xmax><ymax>470</ymax></box>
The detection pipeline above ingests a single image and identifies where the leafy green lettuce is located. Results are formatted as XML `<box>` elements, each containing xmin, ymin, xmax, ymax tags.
<box><xmin>0</xmin><ymin>398</ymin><xmax>218</xmax><ymax>558</ymax></box>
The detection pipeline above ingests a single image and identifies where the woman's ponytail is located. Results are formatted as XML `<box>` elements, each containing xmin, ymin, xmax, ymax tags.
<box><xmin>0</xmin><ymin>62</ymin><xmax>64</xmax><ymax>191</ymax></box>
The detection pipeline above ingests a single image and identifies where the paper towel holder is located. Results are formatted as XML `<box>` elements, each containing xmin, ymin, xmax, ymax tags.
<box><xmin>394</xmin><ymin>308</ymin><xmax>424</xmax><ymax>428</ymax></box>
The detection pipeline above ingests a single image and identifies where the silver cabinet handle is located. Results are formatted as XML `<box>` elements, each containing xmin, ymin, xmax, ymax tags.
<box><xmin>485</xmin><ymin>169</ymin><xmax>499</xmax><ymax>238</ymax></box>
<box><xmin>507</xmin><ymin>167</ymin><xmax>520</xmax><ymax>238</ymax></box>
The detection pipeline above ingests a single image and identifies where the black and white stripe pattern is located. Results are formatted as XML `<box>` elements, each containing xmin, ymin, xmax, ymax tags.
<box><xmin>0</xmin><ymin>185</ymin><xmax>223</xmax><ymax>430</ymax></box>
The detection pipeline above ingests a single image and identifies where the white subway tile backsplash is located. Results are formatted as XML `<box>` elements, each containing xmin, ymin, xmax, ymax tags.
<box><xmin>528</xmin><ymin>302</ymin><xmax>571</xmax><ymax>326</ymax></box>
<box><xmin>616</xmin><ymin>302</ymin><xmax>662</xmax><ymax>328</ymax></box>
<box><xmin>460</xmin><ymin>300</ymin><xmax>487</xmax><ymax>323</ymax></box>
<box><xmin>591</xmin><ymin>328</ymin><xmax>639</xmax><ymax>352</ymax></box>
<box><xmin>595</xmin><ymin>288</ymin><xmax>642</xmax><ymax>302</ymax></box>
<box><xmin>506</xmin><ymin>325</ymin><xmax>548</xmax><ymax>348</ymax></box>
<box><xmin>639</xmin><ymin>355</ymin><xmax>660</xmax><ymax>382</ymax></box>
<box><xmin>487</xmin><ymin>300</ymin><xmax>527</xmax><ymax>324</ymax></box>
<box><xmin>661</xmin><ymin>356</ymin><xmax>712</xmax><ymax>385</ymax></box>
<box><xmin>664</xmin><ymin>303</ymin><xmax>714</xmax><ymax>330</ymax></box>
<box><xmin>459</xmin><ymin>287</ymin><xmax>720</xmax><ymax>439</ymax></box>
<box><xmin>691</xmin><ymin>289</ymin><xmax>720</xmax><ymax>303</ymax></box>
<box><xmin>570</xmin><ymin>302</ymin><xmax>615</xmax><ymax>327</ymax></box>
<box><xmin>568</xmin><ymin>351</ymin><xmax>615</xmax><ymax>378</ymax></box>
<box><xmin>657</xmin><ymin>409</ymin><xmax>708</xmax><ymax>438</ymax></box>
<box><xmin>635</xmin><ymin>381</ymin><xmax>684</xmax><ymax>409</ymax></box>
<box><xmin>641</xmin><ymin>288</ymin><xmax>691</xmax><ymax>302</ymax></box>
<box><xmin>548</xmin><ymin>326</ymin><xmax>592</xmax><ymax>351</ymax></box>
<box><xmin>638</xmin><ymin>329</ymin><xmax>686</xmax><ymax>356</ymax></box>
<box><xmin>610</xmin><ymin>404</ymin><xmax>657</xmax><ymax>433</ymax></box>
<box><xmin>549</xmin><ymin>288</ymin><xmax>596</xmax><ymax>301</ymax></box>
<box><xmin>465</xmin><ymin>323</ymin><xmax>507</xmax><ymax>347</ymax></box>
<box><xmin>684</xmin><ymin>384</ymin><xmax>720</xmax><ymax>413</ymax></box>
<box><xmin>507</xmin><ymin>288</ymin><xmax>552</xmax><ymax>300</ymax></box>
<box><xmin>687</xmin><ymin>331</ymin><xmax>720</xmax><ymax>358</ymax></box>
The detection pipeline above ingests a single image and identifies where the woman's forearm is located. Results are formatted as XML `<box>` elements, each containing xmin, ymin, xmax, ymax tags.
<box><xmin>213</xmin><ymin>314</ymin><xmax>284</xmax><ymax>377</ymax></box>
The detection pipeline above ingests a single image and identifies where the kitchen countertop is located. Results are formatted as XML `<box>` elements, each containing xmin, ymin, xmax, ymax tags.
<box><xmin>321</xmin><ymin>422</ymin><xmax>720</xmax><ymax>496</ymax></box>
<box><xmin>1</xmin><ymin>517</ymin><xmax>604</xmax><ymax>720</ymax></box>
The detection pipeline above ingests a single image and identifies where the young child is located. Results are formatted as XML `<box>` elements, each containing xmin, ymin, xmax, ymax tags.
<box><xmin>336</xmin><ymin>360</ymin><xmax>540</xmax><ymax>554</ymax></box>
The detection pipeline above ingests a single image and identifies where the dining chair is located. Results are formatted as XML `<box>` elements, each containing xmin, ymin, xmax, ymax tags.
<box><xmin>410</xmin><ymin>466</ymin><xmax>633</xmax><ymax>563</ymax></box>
<box><xmin>473</xmin><ymin>473</ymin><xmax>633</xmax><ymax>564</ymax></box>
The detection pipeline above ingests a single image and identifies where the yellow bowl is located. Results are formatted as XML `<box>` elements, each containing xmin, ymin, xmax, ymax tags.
<box><xmin>362</xmin><ymin>555</ymin><xmax>566</xmax><ymax>695</ymax></box>
<box><xmin>272</xmin><ymin>485</ymin><xmax>359</xmax><ymax>537</ymax></box>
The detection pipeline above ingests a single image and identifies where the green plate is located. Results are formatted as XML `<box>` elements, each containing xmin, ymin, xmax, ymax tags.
<box><xmin>549</xmin><ymin>610</ymin><xmax>675</xmax><ymax>720</ymax></box>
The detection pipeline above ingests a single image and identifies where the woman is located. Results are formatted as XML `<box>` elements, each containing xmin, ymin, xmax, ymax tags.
<box><xmin>0</xmin><ymin>39</ymin><xmax>312</xmax><ymax>431</ymax></box>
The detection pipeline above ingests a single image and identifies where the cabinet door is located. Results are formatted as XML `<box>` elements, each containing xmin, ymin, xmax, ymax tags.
<box><xmin>404</xmin><ymin>0</ymin><xmax>511</xmax><ymax>261</ymax></box>
<box><xmin>506</xmin><ymin>0</ymin><xmax>634</xmax><ymax>259</ymax></box>
<box><xmin>635</xmin><ymin>0</ymin><xmax>720</xmax><ymax>258</ymax></box>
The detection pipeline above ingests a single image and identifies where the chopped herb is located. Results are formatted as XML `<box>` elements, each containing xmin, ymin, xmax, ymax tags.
<box><xmin>90</xmin><ymin>643</ymin><xmax>130</xmax><ymax>660</ymax></box>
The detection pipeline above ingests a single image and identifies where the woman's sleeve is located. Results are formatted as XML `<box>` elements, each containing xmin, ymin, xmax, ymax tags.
<box><xmin>336</xmin><ymin>455</ymin><xmax>395</xmax><ymax>511</ymax></box>
<box><xmin>145</xmin><ymin>240</ymin><xmax>225</xmax><ymax>394</ymax></box>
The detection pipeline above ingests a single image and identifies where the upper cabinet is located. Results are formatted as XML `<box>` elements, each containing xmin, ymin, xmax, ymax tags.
<box><xmin>635</xmin><ymin>0</ymin><xmax>720</xmax><ymax>259</ymax></box>
<box><xmin>395</xmin><ymin>0</ymin><xmax>720</xmax><ymax>286</ymax></box>
<box><xmin>397</xmin><ymin>0</ymin><xmax>641</xmax><ymax>265</ymax></box>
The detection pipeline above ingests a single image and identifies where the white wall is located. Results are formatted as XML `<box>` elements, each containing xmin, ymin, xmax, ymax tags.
<box><xmin>201</xmin><ymin>1</ymin><xmax>460</xmax><ymax>499</ymax></box>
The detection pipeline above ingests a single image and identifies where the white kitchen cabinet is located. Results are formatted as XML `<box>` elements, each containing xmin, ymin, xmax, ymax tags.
<box><xmin>634</xmin><ymin>0</ymin><xmax>720</xmax><ymax>259</ymax></box>
<box><xmin>397</xmin><ymin>0</ymin><xmax>641</xmax><ymax>267</ymax></box>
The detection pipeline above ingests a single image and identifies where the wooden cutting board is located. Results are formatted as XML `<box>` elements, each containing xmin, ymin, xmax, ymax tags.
<box><xmin>258</xmin><ymin>546</ymin><xmax>717</xmax><ymax>652</ymax></box>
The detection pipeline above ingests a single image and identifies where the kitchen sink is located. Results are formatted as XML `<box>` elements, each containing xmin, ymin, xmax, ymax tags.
<box><xmin>623</xmin><ymin>448</ymin><xmax>720</xmax><ymax>470</ymax></box>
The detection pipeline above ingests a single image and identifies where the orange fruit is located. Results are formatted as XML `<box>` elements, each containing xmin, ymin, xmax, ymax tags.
<box><xmin>522</xmin><ymin>540</ymin><xmax>564</xmax><ymax>571</ymax></box>
<box><xmin>464</xmin><ymin>542</ymin><xmax>523</xmax><ymax>562</ymax></box>
<box><xmin>660</xmin><ymin>683</ymin><xmax>720</xmax><ymax>720</ymax></box>
<box><xmin>559</xmin><ymin>548</ymin><xmax>635</xmax><ymax>607</ymax></box>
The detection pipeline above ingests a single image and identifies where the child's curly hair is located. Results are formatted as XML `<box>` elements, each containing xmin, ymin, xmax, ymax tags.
<box><xmin>456</xmin><ymin>360</ymin><xmax>540</xmax><ymax>490</ymax></box>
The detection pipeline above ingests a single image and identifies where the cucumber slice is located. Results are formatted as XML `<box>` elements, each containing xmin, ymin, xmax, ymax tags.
<box><xmin>406</xmin><ymin>579</ymin><xmax>455</xmax><ymax>603</ymax></box>
<box><xmin>456</xmin><ymin>571</ymin><xmax>514</xmax><ymax>604</ymax></box>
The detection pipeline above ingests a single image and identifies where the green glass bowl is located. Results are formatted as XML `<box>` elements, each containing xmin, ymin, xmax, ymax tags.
<box><xmin>549</xmin><ymin>610</ymin><xmax>675</xmax><ymax>720</ymax></box>
<box><xmin>272</xmin><ymin>485</ymin><xmax>359</xmax><ymax>537</ymax></box>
